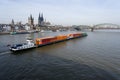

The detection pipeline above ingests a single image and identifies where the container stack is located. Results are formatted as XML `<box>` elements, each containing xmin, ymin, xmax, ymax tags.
<box><xmin>35</xmin><ymin>32</ymin><xmax>87</xmax><ymax>47</ymax></box>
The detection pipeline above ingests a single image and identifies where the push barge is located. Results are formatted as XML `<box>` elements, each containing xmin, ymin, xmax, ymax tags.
<box><xmin>10</xmin><ymin>32</ymin><xmax>87</xmax><ymax>51</ymax></box>
<box><xmin>10</xmin><ymin>38</ymin><xmax>36</xmax><ymax>51</ymax></box>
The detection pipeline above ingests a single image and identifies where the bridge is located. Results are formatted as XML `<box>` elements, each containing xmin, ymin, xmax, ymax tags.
<box><xmin>1</xmin><ymin>23</ymin><xmax>120</xmax><ymax>32</ymax></box>
<box><xmin>74</xmin><ymin>23</ymin><xmax>120</xmax><ymax>32</ymax></box>
<box><xmin>46</xmin><ymin>23</ymin><xmax>120</xmax><ymax>32</ymax></box>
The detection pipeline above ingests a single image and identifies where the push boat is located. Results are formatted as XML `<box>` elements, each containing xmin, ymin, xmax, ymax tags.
<box><xmin>10</xmin><ymin>38</ymin><xmax>36</xmax><ymax>51</ymax></box>
<box><xmin>10</xmin><ymin>32</ymin><xmax>87</xmax><ymax>52</ymax></box>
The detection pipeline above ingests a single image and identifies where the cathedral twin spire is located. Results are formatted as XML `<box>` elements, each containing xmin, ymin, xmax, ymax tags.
<box><xmin>38</xmin><ymin>13</ymin><xmax>44</xmax><ymax>21</ymax></box>
<box><xmin>28</xmin><ymin>13</ymin><xmax>44</xmax><ymax>26</ymax></box>
<box><xmin>38</xmin><ymin>13</ymin><xmax>44</xmax><ymax>26</ymax></box>
<box><xmin>28</xmin><ymin>14</ymin><xmax>34</xmax><ymax>26</ymax></box>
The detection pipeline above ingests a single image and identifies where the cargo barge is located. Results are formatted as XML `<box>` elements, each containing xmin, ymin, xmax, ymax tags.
<box><xmin>10</xmin><ymin>32</ymin><xmax>87</xmax><ymax>51</ymax></box>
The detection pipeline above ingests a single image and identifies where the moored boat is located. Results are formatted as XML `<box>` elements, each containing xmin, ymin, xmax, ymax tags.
<box><xmin>10</xmin><ymin>32</ymin><xmax>16</xmax><ymax>35</ymax></box>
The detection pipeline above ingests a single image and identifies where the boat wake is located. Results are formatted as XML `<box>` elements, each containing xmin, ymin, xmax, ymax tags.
<box><xmin>0</xmin><ymin>51</ymin><xmax>11</xmax><ymax>56</ymax></box>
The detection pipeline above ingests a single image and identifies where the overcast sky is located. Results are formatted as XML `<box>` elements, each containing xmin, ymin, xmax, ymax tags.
<box><xmin>0</xmin><ymin>0</ymin><xmax>120</xmax><ymax>25</ymax></box>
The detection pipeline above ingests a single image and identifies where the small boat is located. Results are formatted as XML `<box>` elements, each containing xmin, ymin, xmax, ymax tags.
<box><xmin>10</xmin><ymin>31</ymin><xmax>16</xmax><ymax>35</ymax></box>
<box><xmin>10</xmin><ymin>31</ymin><xmax>29</xmax><ymax>35</ymax></box>
<box><xmin>10</xmin><ymin>38</ymin><xmax>36</xmax><ymax>51</ymax></box>
<box><xmin>40</xmin><ymin>30</ymin><xmax>52</xmax><ymax>32</ymax></box>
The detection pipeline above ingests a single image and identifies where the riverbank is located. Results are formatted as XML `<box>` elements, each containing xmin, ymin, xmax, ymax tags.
<box><xmin>0</xmin><ymin>32</ymin><xmax>10</xmax><ymax>35</ymax></box>
<box><xmin>0</xmin><ymin>30</ymin><xmax>39</xmax><ymax>35</ymax></box>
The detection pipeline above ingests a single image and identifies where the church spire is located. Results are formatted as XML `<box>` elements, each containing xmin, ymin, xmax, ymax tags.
<box><xmin>39</xmin><ymin>13</ymin><xmax>41</xmax><ymax>19</ymax></box>
<box><xmin>41</xmin><ymin>13</ymin><xmax>44</xmax><ymax>21</ymax></box>
<box><xmin>38</xmin><ymin>13</ymin><xmax>41</xmax><ymax>26</ymax></box>
<box><xmin>11</xmin><ymin>19</ymin><xmax>14</xmax><ymax>25</ymax></box>
<box><xmin>30</xmin><ymin>14</ymin><xmax>32</xmax><ymax>19</ymax></box>
<box><xmin>38</xmin><ymin>12</ymin><xmax>44</xmax><ymax>27</ymax></box>
<box><xmin>28</xmin><ymin>14</ymin><xmax>34</xmax><ymax>26</ymax></box>
<box><xmin>41</xmin><ymin>13</ymin><xmax>43</xmax><ymax>17</ymax></box>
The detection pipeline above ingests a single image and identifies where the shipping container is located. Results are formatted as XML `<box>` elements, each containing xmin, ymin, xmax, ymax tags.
<box><xmin>67</xmin><ymin>33</ymin><xmax>82</xmax><ymax>39</ymax></box>
<box><xmin>35</xmin><ymin>36</ymin><xmax>55</xmax><ymax>46</ymax></box>
<box><xmin>35</xmin><ymin>33</ymin><xmax>87</xmax><ymax>47</ymax></box>
<box><xmin>56</xmin><ymin>35</ymin><xmax>67</xmax><ymax>41</ymax></box>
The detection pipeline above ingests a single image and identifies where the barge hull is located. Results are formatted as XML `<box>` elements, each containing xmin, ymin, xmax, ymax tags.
<box><xmin>36</xmin><ymin>33</ymin><xmax>87</xmax><ymax>47</ymax></box>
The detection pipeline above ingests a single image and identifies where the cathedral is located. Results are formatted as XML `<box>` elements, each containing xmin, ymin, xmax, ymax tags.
<box><xmin>38</xmin><ymin>13</ymin><xmax>44</xmax><ymax>27</ymax></box>
<box><xmin>28</xmin><ymin>14</ymin><xmax>35</xmax><ymax>29</ymax></box>
<box><xmin>28</xmin><ymin>14</ymin><xmax>34</xmax><ymax>26</ymax></box>
<box><xmin>28</xmin><ymin>13</ymin><xmax>48</xmax><ymax>28</ymax></box>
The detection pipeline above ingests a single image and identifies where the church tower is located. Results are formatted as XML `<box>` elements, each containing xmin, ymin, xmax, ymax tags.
<box><xmin>11</xmin><ymin>19</ymin><xmax>15</xmax><ymax>31</ymax></box>
<box><xmin>41</xmin><ymin>13</ymin><xmax>44</xmax><ymax>22</ymax></box>
<box><xmin>38</xmin><ymin>13</ymin><xmax>41</xmax><ymax>26</ymax></box>
<box><xmin>11</xmin><ymin>19</ymin><xmax>14</xmax><ymax>25</ymax></box>
<box><xmin>38</xmin><ymin>13</ymin><xmax>44</xmax><ymax>27</ymax></box>
<box><xmin>28</xmin><ymin>14</ymin><xmax>34</xmax><ymax>26</ymax></box>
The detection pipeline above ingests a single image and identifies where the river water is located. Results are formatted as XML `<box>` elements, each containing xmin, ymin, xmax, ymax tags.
<box><xmin>0</xmin><ymin>30</ymin><xmax>120</xmax><ymax>80</ymax></box>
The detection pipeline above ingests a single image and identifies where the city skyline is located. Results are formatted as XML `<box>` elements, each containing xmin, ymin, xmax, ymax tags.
<box><xmin>0</xmin><ymin>0</ymin><xmax>120</xmax><ymax>26</ymax></box>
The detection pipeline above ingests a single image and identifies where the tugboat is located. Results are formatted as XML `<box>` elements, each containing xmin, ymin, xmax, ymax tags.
<box><xmin>10</xmin><ymin>38</ymin><xmax>36</xmax><ymax>52</ymax></box>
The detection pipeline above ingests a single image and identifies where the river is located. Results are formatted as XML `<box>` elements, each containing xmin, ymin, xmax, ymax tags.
<box><xmin>0</xmin><ymin>30</ymin><xmax>120</xmax><ymax>80</ymax></box>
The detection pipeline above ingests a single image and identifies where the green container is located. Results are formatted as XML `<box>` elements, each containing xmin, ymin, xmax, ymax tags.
<box><xmin>82</xmin><ymin>33</ymin><xmax>88</xmax><ymax>36</ymax></box>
